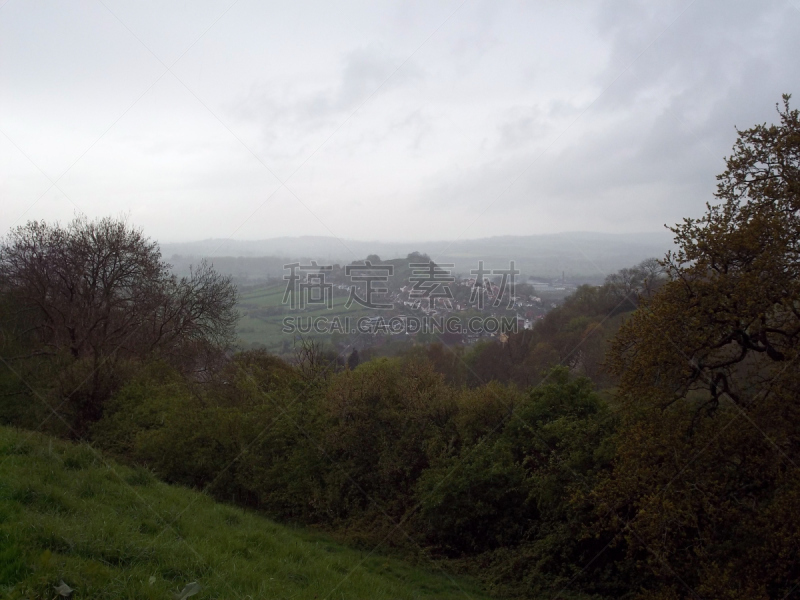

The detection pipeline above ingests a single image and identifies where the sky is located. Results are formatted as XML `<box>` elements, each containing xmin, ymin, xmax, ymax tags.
<box><xmin>1</xmin><ymin>0</ymin><xmax>799</xmax><ymax>243</ymax></box>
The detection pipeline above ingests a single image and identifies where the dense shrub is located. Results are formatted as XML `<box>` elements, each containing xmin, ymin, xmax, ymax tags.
<box><xmin>88</xmin><ymin>350</ymin><xmax>621</xmax><ymax>596</ymax></box>
<box><xmin>415</xmin><ymin>369</ymin><xmax>621</xmax><ymax>597</ymax></box>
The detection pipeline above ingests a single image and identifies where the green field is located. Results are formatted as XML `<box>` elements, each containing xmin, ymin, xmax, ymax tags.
<box><xmin>0</xmin><ymin>426</ymin><xmax>493</xmax><ymax>599</ymax></box>
<box><xmin>236</xmin><ymin>283</ymin><xmax>373</xmax><ymax>351</ymax></box>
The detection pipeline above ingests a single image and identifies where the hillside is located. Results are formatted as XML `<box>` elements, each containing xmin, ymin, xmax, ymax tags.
<box><xmin>162</xmin><ymin>231</ymin><xmax>674</xmax><ymax>281</ymax></box>
<box><xmin>0</xmin><ymin>426</ymin><xmax>493</xmax><ymax>600</ymax></box>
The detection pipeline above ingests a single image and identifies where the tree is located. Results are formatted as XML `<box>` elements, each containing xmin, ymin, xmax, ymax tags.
<box><xmin>346</xmin><ymin>348</ymin><xmax>360</xmax><ymax>370</ymax></box>
<box><xmin>599</xmin><ymin>95</ymin><xmax>800</xmax><ymax>599</ymax></box>
<box><xmin>603</xmin><ymin>258</ymin><xmax>666</xmax><ymax>307</ymax></box>
<box><xmin>0</xmin><ymin>216</ymin><xmax>238</xmax><ymax>429</ymax></box>
<box><xmin>611</xmin><ymin>95</ymin><xmax>799</xmax><ymax>410</ymax></box>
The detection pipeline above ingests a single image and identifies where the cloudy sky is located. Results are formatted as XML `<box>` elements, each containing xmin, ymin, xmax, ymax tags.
<box><xmin>2</xmin><ymin>0</ymin><xmax>798</xmax><ymax>243</ymax></box>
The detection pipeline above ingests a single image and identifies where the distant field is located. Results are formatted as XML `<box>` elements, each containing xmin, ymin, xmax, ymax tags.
<box><xmin>0</xmin><ymin>426</ymin><xmax>494</xmax><ymax>599</ymax></box>
<box><xmin>236</xmin><ymin>283</ymin><xmax>373</xmax><ymax>351</ymax></box>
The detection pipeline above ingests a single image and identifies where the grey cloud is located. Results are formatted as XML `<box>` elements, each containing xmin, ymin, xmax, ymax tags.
<box><xmin>418</xmin><ymin>0</ymin><xmax>798</xmax><ymax>234</ymax></box>
<box><xmin>2</xmin><ymin>0</ymin><xmax>797</xmax><ymax>243</ymax></box>
<box><xmin>224</xmin><ymin>45</ymin><xmax>426</xmax><ymax>170</ymax></box>
<box><xmin>496</xmin><ymin>105</ymin><xmax>553</xmax><ymax>151</ymax></box>
<box><xmin>232</xmin><ymin>46</ymin><xmax>423</xmax><ymax>130</ymax></box>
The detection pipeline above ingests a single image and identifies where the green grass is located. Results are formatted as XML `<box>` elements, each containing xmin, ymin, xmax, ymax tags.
<box><xmin>0</xmin><ymin>426</ymin><xmax>493</xmax><ymax>599</ymax></box>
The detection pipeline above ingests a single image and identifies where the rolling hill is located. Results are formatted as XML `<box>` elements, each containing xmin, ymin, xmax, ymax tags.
<box><xmin>161</xmin><ymin>231</ymin><xmax>675</xmax><ymax>282</ymax></box>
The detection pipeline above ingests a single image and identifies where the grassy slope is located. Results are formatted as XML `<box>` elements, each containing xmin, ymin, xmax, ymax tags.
<box><xmin>0</xmin><ymin>426</ymin><xmax>492</xmax><ymax>600</ymax></box>
<box><xmin>237</xmin><ymin>283</ymin><xmax>372</xmax><ymax>350</ymax></box>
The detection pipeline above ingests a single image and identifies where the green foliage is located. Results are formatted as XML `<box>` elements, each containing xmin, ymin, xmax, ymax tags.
<box><xmin>415</xmin><ymin>369</ymin><xmax>620</xmax><ymax>597</ymax></box>
<box><xmin>415</xmin><ymin>442</ymin><xmax>528</xmax><ymax>556</ymax></box>
<box><xmin>83</xmin><ymin>344</ymin><xmax>622</xmax><ymax>597</ymax></box>
<box><xmin>0</xmin><ymin>425</ymin><xmax>492</xmax><ymax>600</ymax></box>
<box><xmin>316</xmin><ymin>358</ymin><xmax>455</xmax><ymax>523</ymax></box>
<box><xmin>460</xmin><ymin>267</ymin><xmax>659</xmax><ymax>389</ymax></box>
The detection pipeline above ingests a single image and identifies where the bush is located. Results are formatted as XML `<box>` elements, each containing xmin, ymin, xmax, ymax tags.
<box><xmin>415</xmin><ymin>369</ymin><xmax>620</xmax><ymax>596</ymax></box>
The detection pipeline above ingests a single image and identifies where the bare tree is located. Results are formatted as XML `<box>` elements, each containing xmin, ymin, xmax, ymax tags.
<box><xmin>292</xmin><ymin>336</ymin><xmax>342</xmax><ymax>382</ymax></box>
<box><xmin>0</xmin><ymin>216</ymin><xmax>238</xmax><ymax>427</ymax></box>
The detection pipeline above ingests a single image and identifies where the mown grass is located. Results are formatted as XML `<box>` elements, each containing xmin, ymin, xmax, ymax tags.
<box><xmin>0</xmin><ymin>426</ymin><xmax>493</xmax><ymax>600</ymax></box>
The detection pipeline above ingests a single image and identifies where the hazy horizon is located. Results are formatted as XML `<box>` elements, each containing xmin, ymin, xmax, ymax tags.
<box><xmin>159</xmin><ymin>230</ymin><xmax>676</xmax><ymax>280</ymax></box>
<box><xmin>158</xmin><ymin>228</ymin><xmax>675</xmax><ymax>246</ymax></box>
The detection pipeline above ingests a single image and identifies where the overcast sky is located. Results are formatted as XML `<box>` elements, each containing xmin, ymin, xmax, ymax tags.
<box><xmin>2</xmin><ymin>0</ymin><xmax>798</xmax><ymax>243</ymax></box>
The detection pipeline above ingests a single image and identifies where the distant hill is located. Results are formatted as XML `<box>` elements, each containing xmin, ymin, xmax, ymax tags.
<box><xmin>161</xmin><ymin>231</ymin><xmax>675</xmax><ymax>282</ymax></box>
